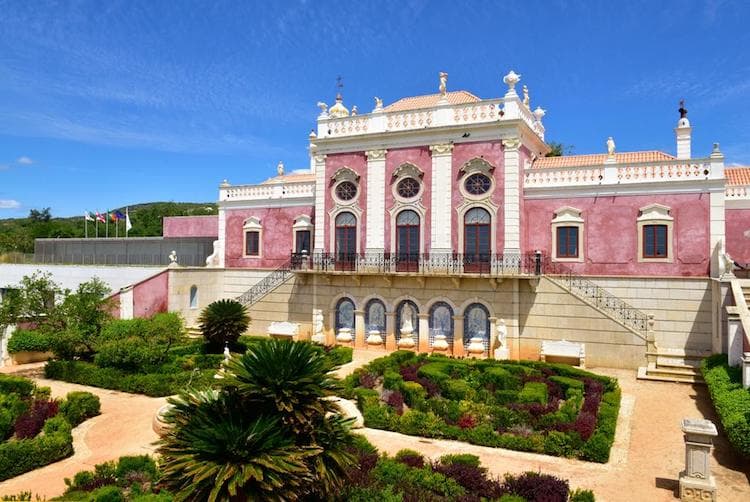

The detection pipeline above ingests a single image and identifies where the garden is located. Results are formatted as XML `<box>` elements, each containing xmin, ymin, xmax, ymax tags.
<box><xmin>341</xmin><ymin>351</ymin><xmax>621</xmax><ymax>463</ymax></box>
<box><xmin>0</xmin><ymin>373</ymin><xmax>100</xmax><ymax>481</ymax></box>
<box><xmin>701</xmin><ymin>354</ymin><xmax>750</xmax><ymax>458</ymax></box>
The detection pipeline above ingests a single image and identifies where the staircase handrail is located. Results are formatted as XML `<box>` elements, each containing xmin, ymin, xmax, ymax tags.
<box><xmin>236</xmin><ymin>260</ymin><xmax>293</xmax><ymax>306</ymax></box>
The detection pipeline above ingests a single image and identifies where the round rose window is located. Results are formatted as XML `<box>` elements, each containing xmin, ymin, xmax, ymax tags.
<box><xmin>335</xmin><ymin>181</ymin><xmax>357</xmax><ymax>201</ymax></box>
<box><xmin>396</xmin><ymin>177</ymin><xmax>420</xmax><ymax>199</ymax></box>
<box><xmin>464</xmin><ymin>173</ymin><xmax>491</xmax><ymax>195</ymax></box>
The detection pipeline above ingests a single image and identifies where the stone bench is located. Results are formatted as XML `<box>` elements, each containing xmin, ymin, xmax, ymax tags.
<box><xmin>267</xmin><ymin>321</ymin><xmax>299</xmax><ymax>340</ymax></box>
<box><xmin>540</xmin><ymin>339</ymin><xmax>586</xmax><ymax>368</ymax></box>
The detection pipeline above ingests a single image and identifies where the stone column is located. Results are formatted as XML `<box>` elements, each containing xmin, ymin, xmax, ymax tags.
<box><xmin>429</xmin><ymin>143</ymin><xmax>453</xmax><ymax>255</ymax></box>
<box><xmin>418</xmin><ymin>313</ymin><xmax>430</xmax><ymax>353</ymax></box>
<box><xmin>679</xmin><ymin>418</ymin><xmax>718</xmax><ymax>501</ymax></box>
<box><xmin>708</xmin><ymin>146</ymin><xmax>725</xmax><ymax>279</ymax></box>
<box><xmin>354</xmin><ymin>310</ymin><xmax>366</xmax><ymax>349</ymax></box>
<box><xmin>742</xmin><ymin>352</ymin><xmax>750</xmax><ymax>390</ymax></box>
<box><xmin>502</xmin><ymin>138</ymin><xmax>522</xmax><ymax>256</ymax></box>
<box><xmin>385</xmin><ymin>312</ymin><xmax>397</xmax><ymax>351</ymax></box>
<box><xmin>327</xmin><ymin>308</ymin><xmax>336</xmax><ymax>346</ymax></box>
<box><xmin>646</xmin><ymin>314</ymin><xmax>657</xmax><ymax>367</ymax></box>
<box><xmin>726</xmin><ymin>307</ymin><xmax>743</xmax><ymax>367</ymax></box>
<box><xmin>365</xmin><ymin>150</ymin><xmax>387</xmax><ymax>254</ymax></box>
<box><xmin>313</xmin><ymin>154</ymin><xmax>327</xmax><ymax>252</ymax></box>
<box><xmin>452</xmin><ymin>315</ymin><xmax>465</xmax><ymax>357</ymax></box>
<box><xmin>488</xmin><ymin>316</ymin><xmax>498</xmax><ymax>355</ymax></box>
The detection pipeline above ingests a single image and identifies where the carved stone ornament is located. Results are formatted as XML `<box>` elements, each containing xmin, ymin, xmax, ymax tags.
<box><xmin>314</xmin><ymin>154</ymin><xmax>327</xmax><ymax>165</ymax></box>
<box><xmin>503</xmin><ymin>70</ymin><xmax>521</xmax><ymax>91</ymax></box>
<box><xmin>460</xmin><ymin>157</ymin><xmax>494</xmax><ymax>176</ymax></box>
<box><xmin>430</xmin><ymin>143</ymin><xmax>454</xmax><ymax>156</ymax></box>
<box><xmin>365</xmin><ymin>149</ymin><xmax>387</xmax><ymax>161</ymax></box>
<box><xmin>502</xmin><ymin>138</ymin><xmax>521</xmax><ymax>151</ymax></box>
<box><xmin>393</xmin><ymin>162</ymin><xmax>424</xmax><ymax>180</ymax></box>
<box><xmin>330</xmin><ymin>166</ymin><xmax>359</xmax><ymax>184</ymax></box>
<box><xmin>533</xmin><ymin>106</ymin><xmax>546</xmax><ymax>121</ymax></box>
<box><xmin>439</xmin><ymin>71</ymin><xmax>448</xmax><ymax>96</ymax></box>
<box><xmin>373</xmin><ymin>96</ymin><xmax>383</xmax><ymax>111</ymax></box>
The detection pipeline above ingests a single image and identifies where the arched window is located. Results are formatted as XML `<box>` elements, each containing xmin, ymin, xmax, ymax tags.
<box><xmin>464</xmin><ymin>207</ymin><xmax>491</xmax><ymax>272</ymax></box>
<box><xmin>189</xmin><ymin>285</ymin><xmax>198</xmax><ymax>309</ymax></box>
<box><xmin>335</xmin><ymin>212</ymin><xmax>357</xmax><ymax>270</ymax></box>
<box><xmin>395</xmin><ymin>300</ymin><xmax>419</xmax><ymax>342</ymax></box>
<box><xmin>365</xmin><ymin>299</ymin><xmax>386</xmax><ymax>333</ymax></box>
<box><xmin>396</xmin><ymin>210</ymin><xmax>420</xmax><ymax>272</ymax></box>
<box><xmin>429</xmin><ymin>302</ymin><xmax>454</xmax><ymax>347</ymax></box>
<box><xmin>464</xmin><ymin>303</ymin><xmax>490</xmax><ymax>351</ymax></box>
<box><xmin>335</xmin><ymin>297</ymin><xmax>355</xmax><ymax>332</ymax></box>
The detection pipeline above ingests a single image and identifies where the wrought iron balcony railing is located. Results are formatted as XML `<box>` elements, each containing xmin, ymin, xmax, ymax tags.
<box><xmin>290</xmin><ymin>252</ymin><xmax>541</xmax><ymax>276</ymax></box>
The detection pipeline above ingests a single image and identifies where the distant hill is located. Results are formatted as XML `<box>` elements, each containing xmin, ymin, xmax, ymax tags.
<box><xmin>0</xmin><ymin>202</ymin><xmax>217</xmax><ymax>254</ymax></box>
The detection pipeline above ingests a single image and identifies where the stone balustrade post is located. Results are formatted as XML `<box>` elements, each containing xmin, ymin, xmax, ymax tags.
<box><xmin>726</xmin><ymin>307</ymin><xmax>743</xmax><ymax>367</ymax></box>
<box><xmin>679</xmin><ymin>418</ymin><xmax>718</xmax><ymax>501</ymax></box>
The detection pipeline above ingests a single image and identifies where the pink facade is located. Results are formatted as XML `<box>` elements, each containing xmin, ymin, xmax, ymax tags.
<box><xmin>726</xmin><ymin>209</ymin><xmax>750</xmax><ymax>264</ymax></box>
<box><xmin>323</xmin><ymin>152</ymin><xmax>367</xmax><ymax>253</ymax></box>
<box><xmin>525</xmin><ymin>193</ymin><xmax>710</xmax><ymax>276</ymax></box>
<box><xmin>224</xmin><ymin>206</ymin><xmax>314</xmax><ymax>268</ymax></box>
<box><xmin>451</xmin><ymin>141</ymin><xmax>505</xmax><ymax>253</ymax></box>
<box><xmin>133</xmin><ymin>270</ymin><xmax>169</xmax><ymax>317</ymax></box>
<box><xmin>163</xmin><ymin>215</ymin><xmax>218</xmax><ymax>238</ymax></box>
<box><xmin>384</xmin><ymin>147</ymin><xmax>432</xmax><ymax>252</ymax></box>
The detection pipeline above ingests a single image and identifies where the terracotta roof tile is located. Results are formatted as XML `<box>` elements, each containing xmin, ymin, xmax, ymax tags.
<box><xmin>726</xmin><ymin>167</ymin><xmax>750</xmax><ymax>186</ymax></box>
<box><xmin>384</xmin><ymin>90</ymin><xmax>480</xmax><ymax>112</ymax></box>
<box><xmin>261</xmin><ymin>172</ymin><xmax>316</xmax><ymax>184</ymax></box>
<box><xmin>532</xmin><ymin>150</ymin><xmax>676</xmax><ymax>169</ymax></box>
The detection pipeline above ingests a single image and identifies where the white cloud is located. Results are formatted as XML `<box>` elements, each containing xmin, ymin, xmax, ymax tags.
<box><xmin>16</xmin><ymin>156</ymin><xmax>33</xmax><ymax>165</ymax></box>
<box><xmin>0</xmin><ymin>199</ymin><xmax>21</xmax><ymax>209</ymax></box>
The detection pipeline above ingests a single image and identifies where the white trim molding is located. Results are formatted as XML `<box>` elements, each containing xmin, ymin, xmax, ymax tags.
<box><xmin>551</xmin><ymin>206</ymin><xmax>585</xmax><ymax>263</ymax></box>
<box><xmin>292</xmin><ymin>215</ymin><xmax>314</xmax><ymax>253</ymax></box>
<box><xmin>328</xmin><ymin>206</ymin><xmax>363</xmax><ymax>254</ymax></box>
<box><xmin>242</xmin><ymin>216</ymin><xmax>263</xmax><ymax>258</ymax></box>
<box><xmin>366</xmin><ymin>149</ymin><xmax>387</xmax><ymax>253</ymax></box>
<box><xmin>429</xmin><ymin>143</ymin><xmax>454</xmax><ymax>253</ymax></box>
<box><xmin>502</xmin><ymin>137</ymin><xmax>522</xmax><ymax>254</ymax></box>
<box><xmin>313</xmin><ymin>154</ymin><xmax>327</xmax><ymax>252</ymax></box>
<box><xmin>636</xmin><ymin>203</ymin><xmax>674</xmax><ymax>263</ymax></box>
<box><xmin>455</xmin><ymin>201</ymin><xmax>499</xmax><ymax>255</ymax></box>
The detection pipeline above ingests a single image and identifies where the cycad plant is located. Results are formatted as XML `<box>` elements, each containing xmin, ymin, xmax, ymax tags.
<box><xmin>157</xmin><ymin>339</ymin><xmax>356</xmax><ymax>501</ymax></box>
<box><xmin>198</xmin><ymin>299</ymin><xmax>250</xmax><ymax>352</ymax></box>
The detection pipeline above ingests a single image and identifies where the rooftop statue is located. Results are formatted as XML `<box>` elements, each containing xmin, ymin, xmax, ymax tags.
<box><xmin>277</xmin><ymin>161</ymin><xmax>284</xmax><ymax>176</ymax></box>
<box><xmin>439</xmin><ymin>72</ymin><xmax>448</xmax><ymax>96</ymax></box>
<box><xmin>607</xmin><ymin>136</ymin><xmax>616</xmax><ymax>156</ymax></box>
<box><xmin>522</xmin><ymin>85</ymin><xmax>530</xmax><ymax>107</ymax></box>
<box><xmin>373</xmin><ymin>96</ymin><xmax>383</xmax><ymax>111</ymax></box>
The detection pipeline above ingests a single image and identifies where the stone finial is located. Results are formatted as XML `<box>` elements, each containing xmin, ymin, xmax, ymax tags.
<box><xmin>712</xmin><ymin>142</ymin><xmax>721</xmax><ymax>154</ymax></box>
<box><xmin>220</xmin><ymin>179</ymin><xmax>230</xmax><ymax>187</ymax></box>
<box><xmin>373</xmin><ymin>96</ymin><xmax>383</xmax><ymax>111</ymax></box>
<box><xmin>533</xmin><ymin>106</ymin><xmax>546</xmax><ymax>122</ymax></box>
<box><xmin>607</xmin><ymin>136</ymin><xmax>616</xmax><ymax>156</ymax></box>
<box><xmin>351</xmin><ymin>105</ymin><xmax>358</xmax><ymax>116</ymax></box>
<box><xmin>317</xmin><ymin>101</ymin><xmax>328</xmax><ymax>115</ymax></box>
<box><xmin>277</xmin><ymin>161</ymin><xmax>285</xmax><ymax>176</ymax></box>
<box><xmin>439</xmin><ymin>72</ymin><xmax>448</xmax><ymax>97</ymax></box>
<box><xmin>522</xmin><ymin>85</ymin><xmax>530</xmax><ymax>106</ymax></box>
<box><xmin>309</xmin><ymin>129</ymin><xmax>317</xmax><ymax>139</ymax></box>
<box><xmin>679</xmin><ymin>99</ymin><xmax>688</xmax><ymax>119</ymax></box>
<box><xmin>503</xmin><ymin>70</ymin><xmax>521</xmax><ymax>95</ymax></box>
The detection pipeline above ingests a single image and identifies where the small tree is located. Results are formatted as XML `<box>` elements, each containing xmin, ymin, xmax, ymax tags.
<box><xmin>0</xmin><ymin>272</ymin><xmax>62</xmax><ymax>329</ymax></box>
<box><xmin>545</xmin><ymin>141</ymin><xmax>575</xmax><ymax>157</ymax></box>
<box><xmin>198</xmin><ymin>299</ymin><xmax>250</xmax><ymax>352</ymax></box>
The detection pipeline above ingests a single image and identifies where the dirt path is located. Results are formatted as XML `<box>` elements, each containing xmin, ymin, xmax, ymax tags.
<box><xmin>0</xmin><ymin>373</ymin><xmax>166</xmax><ymax>499</ymax></box>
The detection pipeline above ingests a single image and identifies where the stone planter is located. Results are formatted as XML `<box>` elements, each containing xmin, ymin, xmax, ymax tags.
<box><xmin>366</xmin><ymin>331</ymin><xmax>383</xmax><ymax>345</ymax></box>
<box><xmin>467</xmin><ymin>337</ymin><xmax>485</xmax><ymax>355</ymax></box>
<box><xmin>432</xmin><ymin>334</ymin><xmax>449</xmax><ymax>351</ymax></box>
<box><xmin>10</xmin><ymin>351</ymin><xmax>54</xmax><ymax>365</ymax></box>
<box><xmin>397</xmin><ymin>335</ymin><xmax>416</xmax><ymax>348</ymax></box>
<box><xmin>336</xmin><ymin>328</ymin><xmax>353</xmax><ymax>343</ymax></box>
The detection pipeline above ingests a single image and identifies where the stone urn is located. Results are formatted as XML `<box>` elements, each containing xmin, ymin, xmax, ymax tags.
<box><xmin>432</xmin><ymin>333</ymin><xmax>449</xmax><ymax>352</ymax></box>
<box><xmin>152</xmin><ymin>403</ymin><xmax>174</xmax><ymax>436</ymax></box>
<box><xmin>397</xmin><ymin>334</ymin><xmax>416</xmax><ymax>348</ymax></box>
<box><xmin>467</xmin><ymin>336</ymin><xmax>486</xmax><ymax>355</ymax></box>
<box><xmin>366</xmin><ymin>330</ymin><xmax>383</xmax><ymax>345</ymax></box>
<box><xmin>336</xmin><ymin>328</ymin><xmax>353</xmax><ymax>343</ymax></box>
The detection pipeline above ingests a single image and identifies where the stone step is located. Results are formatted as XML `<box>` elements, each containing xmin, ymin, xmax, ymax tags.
<box><xmin>654</xmin><ymin>347</ymin><xmax>711</xmax><ymax>359</ymax></box>
<box><xmin>185</xmin><ymin>326</ymin><xmax>202</xmax><ymax>338</ymax></box>
<box><xmin>637</xmin><ymin>366</ymin><xmax>705</xmax><ymax>384</ymax></box>
<box><xmin>656</xmin><ymin>356</ymin><xmax>702</xmax><ymax>369</ymax></box>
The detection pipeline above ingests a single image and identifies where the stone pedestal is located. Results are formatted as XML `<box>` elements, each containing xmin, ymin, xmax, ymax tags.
<box><xmin>336</xmin><ymin>328</ymin><xmax>353</xmax><ymax>344</ymax></box>
<box><xmin>385</xmin><ymin>312</ymin><xmax>397</xmax><ymax>351</ymax></box>
<box><xmin>452</xmin><ymin>315</ymin><xmax>465</xmax><ymax>357</ymax></box>
<box><xmin>494</xmin><ymin>347</ymin><xmax>510</xmax><ymax>360</ymax></box>
<box><xmin>679</xmin><ymin>418</ymin><xmax>718</xmax><ymax>502</ymax></box>
<box><xmin>743</xmin><ymin>352</ymin><xmax>750</xmax><ymax>390</ymax></box>
<box><xmin>432</xmin><ymin>333</ymin><xmax>449</xmax><ymax>352</ymax></box>
<box><xmin>354</xmin><ymin>310</ymin><xmax>366</xmax><ymax>348</ymax></box>
<box><xmin>467</xmin><ymin>336</ymin><xmax>485</xmax><ymax>358</ymax></box>
<box><xmin>366</xmin><ymin>330</ymin><xmax>384</xmax><ymax>346</ymax></box>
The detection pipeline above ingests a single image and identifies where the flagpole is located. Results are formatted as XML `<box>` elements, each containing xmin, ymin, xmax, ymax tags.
<box><xmin>84</xmin><ymin>214</ymin><xmax>88</xmax><ymax>239</ymax></box>
<box><xmin>126</xmin><ymin>207</ymin><xmax>130</xmax><ymax>238</ymax></box>
<box><xmin>106</xmin><ymin>210</ymin><xmax>109</xmax><ymax>238</ymax></box>
<box><xmin>95</xmin><ymin>217</ymin><xmax>99</xmax><ymax>238</ymax></box>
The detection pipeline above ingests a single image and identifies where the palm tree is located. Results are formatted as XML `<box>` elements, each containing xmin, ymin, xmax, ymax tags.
<box><xmin>157</xmin><ymin>339</ymin><xmax>356</xmax><ymax>501</ymax></box>
<box><xmin>198</xmin><ymin>299</ymin><xmax>250</xmax><ymax>352</ymax></box>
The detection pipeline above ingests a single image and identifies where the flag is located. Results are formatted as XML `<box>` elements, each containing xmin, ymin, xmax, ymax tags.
<box><xmin>114</xmin><ymin>210</ymin><xmax>125</xmax><ymax>220</ymax></box>
<box><xmin>125</xmin><ymin>209</ymin><xmax>132</xmax><ymax>232</ymax></box>
<box><xmin>84</xmin><ymin>211</ymin><xmax>94</xmax><ymax>222</ymax></box>
<box><xmin>110</xmin><ymin>212</ymin><xmax>118</xmax><ymax>222</ymax></box>
<box><xmin>95</xmin><ymin>212</ymin><xmax>105</xmax><ymax>223</ymax></box>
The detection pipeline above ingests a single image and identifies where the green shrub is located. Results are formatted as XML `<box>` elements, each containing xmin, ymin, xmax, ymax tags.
<box><xmin>0</xmin><ymin>415</ymin><xmax>73</xmax><ymax>481</ymax></box>
<box><xmin>481</xmin><ymin>366</ymin><xmax>519</xmax><ymax>390</ymax></box>
<box><xmin>518</xmin><ymin>382</ymin><xmax>547</xmax><ymax>405</ymax></box>
<box><xmin>7</xmin><ymin>329</ymin><xmax>51</xmax><ymax>354</ymax></box>
<box><xmin>544</xmin><ymin>430</ymin><xmax>577</xmax><ymax>457</ymax></box>
<box><xmin>60</xmin><ymin>392</ymin><xmax>101</xmax><ymax>427</ymax></box>
<box><xmin>351</xmin><ymin>434</ymin><xmax>378</xmax><ymax>455</ymax></box>
<box><xmin>88</xmin><ymin>485</ymin><xmax>124</xmax><ymax>502</ymax></box>
<box><xmin>498</xmin><ymin>495</ymin><xmax>526</xmax><ymax>502</ymax></box>
<box><xmin>394</xmin><ymin>449</ymin><xmax>424</xmax><ymax>462</ymax></box>
<box><xmin>398</xmin><ymin>410</ymin><xmax>445</xmax><ymax>437</ymax></box>
<box><xmin>401</xmin><ymin>381</ymin><xmax>427</xmax><ymax>408</ymax></box>
<box><xmin>363</xmin><ymin>402</ymin><xmax>395</xmax><ymax>430</ymax></box>
<box><xmin>198</xmin><ymin>299</ymin><xmax>250</xmax><ymax>351</ymax></box>
<box><xmin>494</xmin><ymin>389</ymin><xmax>520</xmax><ymax>405</ymax></box>
<box><xmin>442</xmin><ymin>379</ymin><xmax>474</xmax><ymax>401</ymax></box>
<box><xmin>383</xmin><ymin>370</ymin><xmax>404</xmax><ymax>390</ymax></box>
<box><xmin>0</xmin><ymin>393</ymin><xmax>28</xmax><ymax>440</ymax></box>
<box><xmin>702</xmin><ymin>354</ymin><xmax>750</xmax><ymax>457</ymax></box>
<box><xmin>353</xmin><ymin>388</ymin><xmax>379</xmax><ymax>409</ymax></box>
<box><xmin>570</xmin><ymin>488</ymin><xmax>596</xmax><ymax>501</ymax></box>
<box><xmin>94</xmin><ymin>339</ymin><xmax>163</xmax><ymax>373</ymax></box>
<box><xmin>549</xmin><ymin>375</ymin><xmax>584</xmax><ymax>393</ymax></box>
<box><xmin>0</xmin><ymin>375</ymin><xmax>35</xmax><ymax>397</ymax></box>
<box><xmin>416</xmin><ymin>362</ymin><xmax>451</xmax><ymax>385</ymax></box>
<box><xmin>115</xmin><ymin>455</ymin><xmax>158</xmax><ymax>481</ymax></box>
<box><xmin>99</xmin><ymin>318</ymin><xmax>148</xmax><ymax>342</ymax></box>
<box><xmin>325</xmin><ymin>346</ymin><xmax>353</xmax><ymax>367</ymax></box>
<box><xmin>439</xmin><ymin>453</ymin><xmax>480</xmax><ymax>467</ymax></box>
<box><xmin>580</xmin><ymin>432</ymin><xmax>612</xmax><ymax>463</ymax></box>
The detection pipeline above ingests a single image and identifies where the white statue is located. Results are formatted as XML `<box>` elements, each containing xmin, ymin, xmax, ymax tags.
<box><xmin>223</xmin><ymin>344</ymin><xmax>231</xmax><ymax>362</ymax></box>
<box><xmin>607</xmin><ymin>136</ymin><xmax>616</xmax><ymax>156</ymax></box>
<box><xmin>351</xmin><ymin>105</ymin><xmax>358</xmax><ymax>116</ymax></box>
<box><xmin>168</xmin><ymin>250</ymin><xmax>177</xmax><ymax>264</ymax></box>
<box><xmin>374</xmin><ymin>96</ymin><xmax>383</xmax><ymax>110</ymax></box>
<box><xmin>311</xmin><ymin>309</ymin><xmax>325</xmax><ymax>344</ymax></box>
<box><xmin>317</xmin><ymin>101</ymin><xmax>328</xmax><ymax>114</ymax></box>
<box><xmin>277</xmin><ymin>161</ymin><xmax>284</xmax><ymax>176</ymax></box>
<box><xmin>522</xmin><ymin>85</ymin><xmax>530</xmax><ymax>107</ymax></box>
<box><xmin>401</xmin><ymin>315</ymin><xmax>413</xmax><ymax>335</ymax></box>
<box><xmin>397</xmin><ymin>306</ymin><xmax>416</xmax><ymax>348</ymax></box>
<box><xmin>494</xmin><ymin>318</ymin><xmax>509</xmax><ymax>360</ymax></box>
<box><xmin>439</xmin><ymin>72</ymin><xmax>448</xmax><ymax>96</ymax></box>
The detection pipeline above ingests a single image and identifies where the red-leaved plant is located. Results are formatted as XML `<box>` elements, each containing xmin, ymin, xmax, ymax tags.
<box><xmin>14</xmin><ymin>399</ymin><xmax>59</xmax><ymax>439</ymax></box>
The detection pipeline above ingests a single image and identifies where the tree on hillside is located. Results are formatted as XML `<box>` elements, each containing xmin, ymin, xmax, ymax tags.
<box><xmin>28</xmin><ymin>208</ymin><xmax>52</xmax><ymax>222</ymax></box>
<box><xmin>546</xmin><ymin>141</ymin><xmax>575</xmax><ymax>157</ymax></box>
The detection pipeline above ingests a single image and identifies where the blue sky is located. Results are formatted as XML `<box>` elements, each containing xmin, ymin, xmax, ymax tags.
<box><xmin>1</xmin><ymin>0</ymin><xmax>749</xmax><ymax>218</ymax></box>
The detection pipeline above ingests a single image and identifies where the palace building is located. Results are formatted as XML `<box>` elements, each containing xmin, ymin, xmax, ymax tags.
<box><xmin>117</xmin><ymin>70</ymin><xmax>750</xmax><ymax>379</ymax></box>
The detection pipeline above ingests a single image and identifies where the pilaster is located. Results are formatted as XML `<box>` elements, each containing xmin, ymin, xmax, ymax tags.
<box><xmin>354</xmin><ymin>310</ymin><xmax>366</xmax><ymax>349</ymax></box>
<box><xmin>313</xmin><ymin>154</ymin><xmax>327</xmax><ymax>252</ymax></box>
<box><xmin>418</xmin><ymin>313</ymin><xmax>430</xmax><ymax>353</ymax></box>
<box><xmin>502</xmin><ymin>138</ymin><xmax>522</xmax><ymax>254</ymax></box>
<box><xmin>452</xmin><ymin>315</ymin><xmax>465</xmax><ymax>357</ymax></box>
<box><xmin>385</xmin><ymin>311</ymin><xmax>397</xmax><ymax>351</ymax></box>
<box><xmin>216</xmin><ymin>206</ymin><xmax>226</xmax><ymax>267</ymax></box>
<box><xmin>429</xmin><ymin>143</ymin><xmax>454</xmax><ymax>254</ymax></box>
<box><xmin>709</xmin><ymin>146</ymin><xmax>725</xmax><ymax>278</ymax></box>
<box><xmin>365</xmin><ymin>149</ymin><xmax>387</xmax><ymax>253</ymax></box>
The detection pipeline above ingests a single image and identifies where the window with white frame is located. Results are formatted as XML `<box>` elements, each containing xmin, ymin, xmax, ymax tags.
<box><xmin>243</xmin><ymin>216</ymin><xmax>262</xmax><ymax>257</ymax></box>
<box><xmin>189</xmin><ymin>285</ymin><xmax>198</xmax><ymax>309</ymax></box>
<box><xmin>637</xmin><ymin>204</ymin><xmax>673</xmax><ymax>262</ymax></box>
<box><xmin>551</xmin><ymin>207</ymin><xmax>584</xmax><ymax>262</ymax></box>
<box><xmin>292</xmin><ymin>215</ymin><xmax>313</xmax><ymax>254</ymax></box>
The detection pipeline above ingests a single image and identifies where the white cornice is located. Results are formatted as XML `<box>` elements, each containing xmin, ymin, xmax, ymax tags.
<box><xmin>524</xmin><ymin>179</ymin><xmax>726</xmax><ymax>199</ymax></box>
<box><xmin>219</xmin><ymin>197</ymin><xmax>314</xmax><ymax>210</ymax></box>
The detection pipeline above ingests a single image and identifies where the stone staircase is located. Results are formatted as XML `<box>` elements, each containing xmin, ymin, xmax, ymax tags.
<box><xmin>235</xmin><ymin>260</ymin><xmax>294</xmax><ymax>307</ymax></box>
<box><xmin>637</xmin><ymin>347</ymin><xmax>709</xmax><ymax>384</ymax></box>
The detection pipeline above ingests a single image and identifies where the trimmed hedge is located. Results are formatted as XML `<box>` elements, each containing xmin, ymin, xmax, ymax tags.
<box><xmin>0</xmin><ymin>415</ymin><xmax>73</xmax><ymax>481</ymax></box>
<box><xmin>701</xmin><ymin>354</ymin><xmax>750</xmax><ymax>457</ymax></box>
<box><xmin>7</xmin><ymin>329</ymin><xmax>51</xmax><ymax>354</ymax></box>
<box><xmin>45</xmin><ymin>360</ymin><xmax>214</xmax><ymax>397</ymax></box>
<box><xmin>60</xmin><ymin>392</ymin><xmax>101</xmax><ymax>427</ymax></box>
<box><xmin>0</xmin><ymin>375</ymin><xmax>35</xmax><ymax>397</ymax></box>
